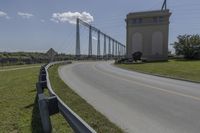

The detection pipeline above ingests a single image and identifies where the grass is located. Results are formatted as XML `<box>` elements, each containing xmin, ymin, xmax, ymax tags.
<box><xmin>0</xmin><ymin>64</ymin><xmax>74</xmax><ymax>133</ymax></box>
<box><xmin>48</xmin><ymin>64</ymin><xmax>123</xmax><ymax>133</ymax></box>
<box><xmin>116</xmin><ymin>59</ymin><xmax>200</xmax><ymax>82</ymax></box>
<box><xmin>0</xmin><ymin>63</ymin><xmax>43</xmax><ymax>70</ymax></box>
<box><xmin>0</xmin><ymin>65</ymin><xmax>43</xmax><ymax>132</ymax></box>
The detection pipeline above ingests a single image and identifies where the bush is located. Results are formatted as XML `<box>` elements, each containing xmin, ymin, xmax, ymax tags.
<box><xmin>173</xmin><ymin>34</ymin><xmax>200</xmax><ymax>59</ymax></box>
<box><xmin>0</xmin><ymin>52</ymin><xmax>72</xmax><ymax>66</ymax></box>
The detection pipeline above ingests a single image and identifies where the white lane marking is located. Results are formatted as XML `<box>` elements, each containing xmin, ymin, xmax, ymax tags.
<box><xmin>93</xmin><ymin>63</ymin><xmax>200</xmax><ymax>101</ymax></box>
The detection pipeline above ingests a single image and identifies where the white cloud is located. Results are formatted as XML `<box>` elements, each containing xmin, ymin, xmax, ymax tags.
<box><xmin>0</xmin><ymin>11</ymin><xmax>10</xmax><ymax>19</ymax></box>
<box><xmin>0</xmin><ymin>11</ymin><xmax>7</xmax><ymax>17</ymax></box>
<box><xmin>17</xmin><ymin>12</ymin><xmax>34</xmax><ymax>19</ymax></box>
<box><xmin>51</xmin><ymin>11</ymin><xmax>94</xmax><ymax>24</ymax></box>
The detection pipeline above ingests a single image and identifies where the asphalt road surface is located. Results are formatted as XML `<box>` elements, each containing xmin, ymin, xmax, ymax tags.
<box><xmin>59</xmin><ymin>61</ymin><xmax>200</xmax><ymax>133</ymax></box>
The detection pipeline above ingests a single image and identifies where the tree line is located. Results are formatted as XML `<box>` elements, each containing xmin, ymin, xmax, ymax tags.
<box><xmin>0</xmin><ymin>52</ymin><xmax>75</xmax><ymax>66</ymax></box>
<box><xmin>172</xmin><ymin>34</ymin><xmax>200</xmax><ymax>59</ymax></box>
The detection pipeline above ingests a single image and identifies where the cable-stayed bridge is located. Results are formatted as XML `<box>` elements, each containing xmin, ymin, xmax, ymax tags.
<box><xmin>75</xmin><ymin>18</ymin><xmax>126</xmax><ymax>59</ymax></box>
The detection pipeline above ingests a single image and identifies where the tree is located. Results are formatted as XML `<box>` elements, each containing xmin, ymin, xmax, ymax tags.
<box><xmin>173</xmin><ymin>34</ymin><xmax>200</xmax><ymax>59</ymax></box>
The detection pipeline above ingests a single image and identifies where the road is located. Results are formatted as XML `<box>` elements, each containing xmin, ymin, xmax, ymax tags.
<box><xmin>59</xmin><ymin>61</ymin><xmax>200</xmax><ymax>133</ymax></box>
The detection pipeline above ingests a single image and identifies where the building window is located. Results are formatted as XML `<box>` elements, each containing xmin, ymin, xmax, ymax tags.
<box><xmin>132</xmin><ymin>19</ymin><xmax>137</xmax><ymax>24</ymax></box>
<box><xmin>153</xmin><ymin>17</ymin><xmax>158</xmax><ymax>23</ymax></box>
<box><xmin>130</xmin><ymin>18</ymin><xmax>143</xmax><ymax>25</ymax></box>
<box><xmin>159</xmin><ymin>16</ymin><xmax>164</xmax><ymax>23</ymax></box>
<box><xmin>138</xmin><ymin>18</ymin><xmax>143</xmax><ymax>24</ymax></box>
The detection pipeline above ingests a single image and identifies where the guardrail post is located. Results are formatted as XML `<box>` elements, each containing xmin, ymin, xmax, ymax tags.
<box><xmin>40</xmin><ymin>73</ymin><xmax>46</xmax><ymax>81</ymax></box>
<box><xmin>48</xmin><ymin>96</ymin><xmax>59</xmax><ymax>115</ymax></box>
<box><xmin>40</xmin><ymin>81</ymin><xmax>47</xmax><ymax>89</ymax></box>
<box><xmin>36</xmin><ymin>82</ymin><xmax>43</xmax><ymax>94</ymax></box>
<box><xmin>36</xmin><ymin>81</ymin><xmax>47</xmax><ymax>94</ymax></box>
<box><xmin>40</xmin><ymin>66</ymin><xmax>46</xmax><ymax>74</ymax></box>
<box><xmin>38</xmin><ymin>94</ymin><xmax>52</xmax><ymax>133</ymax></box>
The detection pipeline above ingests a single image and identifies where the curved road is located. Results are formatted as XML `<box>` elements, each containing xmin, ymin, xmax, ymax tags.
<box><xmin>59</xmin><ymin>61</ymin><xmax>200</xmax><ymax>133</ymax></box>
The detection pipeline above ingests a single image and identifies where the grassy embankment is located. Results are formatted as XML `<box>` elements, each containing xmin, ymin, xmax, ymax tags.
<box><xmin>48</xmin><ymin>64</ymin><xmax>123</xmax><ymax>133</ymax></box>
<box><xmin>116</xmin><ymin>59</ymin><xmax>200</xmax><ymax>82</ymax></box>
<box><xmin>0</xmin><ymin>64</ymin><xmax>123</xmax><ymax>133</ymax></box>
<box><xmin>0</xmin><ymin>64</ymin><xmax>43</xmax><ymax>70</ymax></box>
<box><xmin>0</xmin><ymin>64</ymin><xmax>74</xmax><ymax>133</ymax></box>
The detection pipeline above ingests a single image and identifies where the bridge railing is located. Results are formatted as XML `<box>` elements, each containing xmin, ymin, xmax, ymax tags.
<box><xmin>36</xmin><ymin>61</ymin><xmax>96</xmax><ymax>133</ymax></box>
<box><xmin>76</xmin><ymin>18</ymin><xmax>126</xmax><ymax>58</ymax></box>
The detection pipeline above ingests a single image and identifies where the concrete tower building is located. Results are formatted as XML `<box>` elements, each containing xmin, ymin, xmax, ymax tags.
<box><xmin>126</xmin><ymin>10</ymin><xmax>171</xmax><ymax>61</ymax></box>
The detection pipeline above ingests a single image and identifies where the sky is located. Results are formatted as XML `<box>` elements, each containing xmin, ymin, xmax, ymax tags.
<box><xmin>0</xmin><ymin>0</ymin><xmax>200</xmax><ymax>54</ymax></box>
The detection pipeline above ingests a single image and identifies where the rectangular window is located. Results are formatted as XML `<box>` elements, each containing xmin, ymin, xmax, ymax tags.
<box><xmin>159</xmin><ymin>16</ymin><xmax>164</xmax><ymax>23</ymax></box>
<box><xmin>153</xmin><ymin>17</ymin><xmax>158</xmax><ymax>23</ymax></box>
<box><xmin>130</xmin><ymin>18</ymin><xmax>143</xmax><ymax>25</ymax></box>
<box><xmin>138</xmin><ymin>18</ymin><xmax>143</xmax><ymax>24</ymax></box>
<box><xmin>132</xmin><ymin>19</ymin><xmax>137</xmax><ymax>24</ymax></box>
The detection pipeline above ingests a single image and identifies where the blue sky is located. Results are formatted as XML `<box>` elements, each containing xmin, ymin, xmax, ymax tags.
<box><xmin>0</xmin><ymin>0</ymin><xmax>200</xmax><ymax>54</ymax></box>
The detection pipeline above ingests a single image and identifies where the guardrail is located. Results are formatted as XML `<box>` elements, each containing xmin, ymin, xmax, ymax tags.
<box><xmin>36</xmin><ymin>61</ymin><xmax>96</xmax><ymax>133</ymax></box>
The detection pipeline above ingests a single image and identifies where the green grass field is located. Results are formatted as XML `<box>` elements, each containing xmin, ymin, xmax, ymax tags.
<box><xmin>116</xmin><ymin>59</ymin><xmax>200</xmax><ymax>82</ymax></box>
<box><xmin>0</xmin><ymin>65</ymin><xmax>43</xmax><ymax>132</ymax></box>
<box><xmin>0</xmin><ymin>64</ymin><xmax>74</xmax><ymax>133</ymax></box>
<box><xmin>0</xmin><ymin>64</ymin><xmax>42</xmax><ymax>70</ymax></box>
<box><xmin>48</xmin><ymin>64</ymin><xmax>123</xmax><ymax>133</ymax></box>
<box><xmin>0</xmin><ymin>63</ymin><xmax>122</xmax><ymax>133</ymax></box>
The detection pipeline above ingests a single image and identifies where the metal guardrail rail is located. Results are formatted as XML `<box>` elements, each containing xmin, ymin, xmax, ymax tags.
<box><xmin>36</xmin><ymin>61</ymin><xmax>96</xmax><ymax>133</ymax></box>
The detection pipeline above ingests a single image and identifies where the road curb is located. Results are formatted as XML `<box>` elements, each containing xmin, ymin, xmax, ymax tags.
<box><xmin>113</xmin><ymin>64</ymin><xmax>200</xmax><ymax>84</ymax></box>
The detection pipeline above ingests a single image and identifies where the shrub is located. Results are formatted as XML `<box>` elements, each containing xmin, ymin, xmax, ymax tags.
<box><xmin>173</xmin><ymin>34</ymin><xmax>200</xmax><ymax>59</ymax></box>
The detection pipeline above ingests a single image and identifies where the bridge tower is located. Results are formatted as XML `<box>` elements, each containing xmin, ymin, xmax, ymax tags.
<box><xmin>126</xmin><ymin>1</ymin><xmax>171</xmax><ymax>61</ymax></box>
<box><xmin>76</xmin><ymin>19</ymin><xmax>80</xmax><ymax>57</ymax></box>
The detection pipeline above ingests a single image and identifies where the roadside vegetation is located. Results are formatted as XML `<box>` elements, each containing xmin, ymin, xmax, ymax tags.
<box><xmin>0</xmin><ymin>63</ymin><xmax>123</xmax><ymax>133</ymax></box>
<box><xmin>48</xmin><ymin>64</ymin><xmax>123</xmax><ymax>133</ymax></box>
<box><xmin>0</xmin><ymin>64</ymin><xmax>74</xmax><ymax>133</ymax></box>
<box><xmin>0</xmin><ymin>51</ymin><xmax>75</xmax><ymax>66</ymax></box>
<box><xmin>0</xmin><ymin>63</ymin><xmax>42</xmax><ymax>70</ymax></box>
<box><xmin>116</xmin><ymin>59</ymin><xmax>200</xmax><ymax>82</ymax></box>
<box><xmin>172</xmin><ymin>34</ymin><xmax>200</xmax><ymax>59</ymax></box>
<box><xmin>0</xmin><ymin>65</ymin><xmax>43</xmax><ymax>132</ymax></box>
